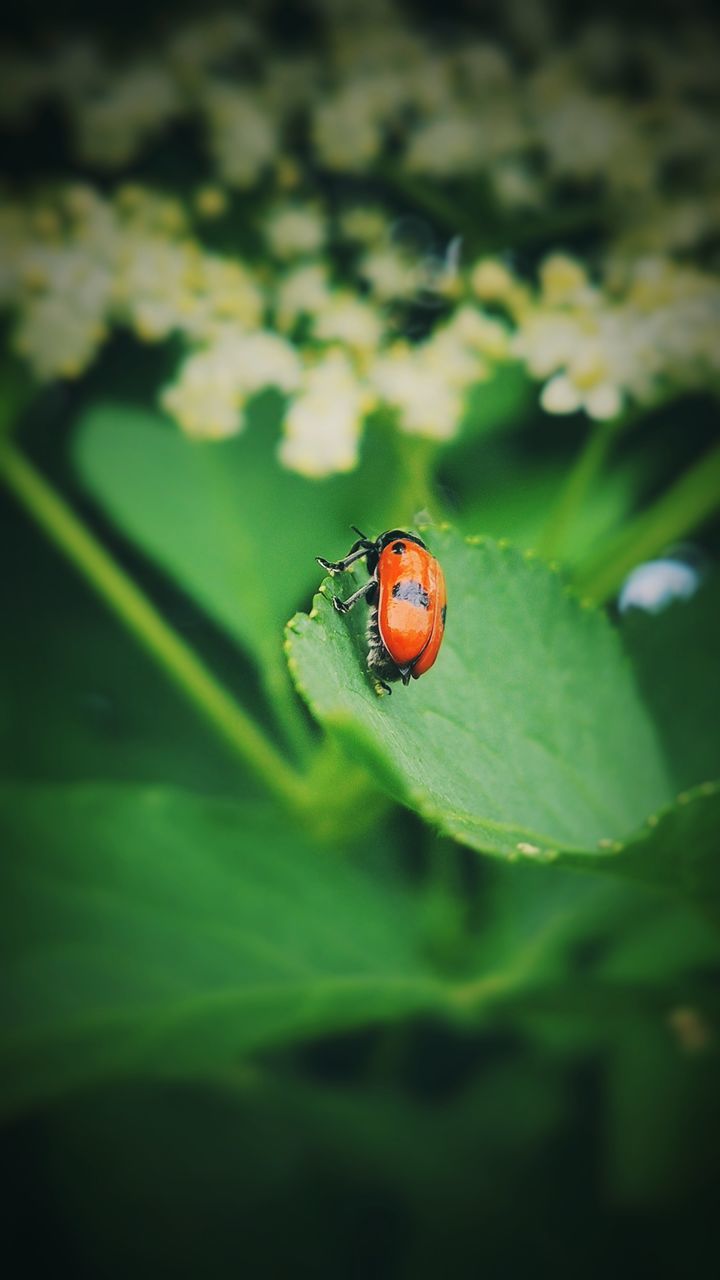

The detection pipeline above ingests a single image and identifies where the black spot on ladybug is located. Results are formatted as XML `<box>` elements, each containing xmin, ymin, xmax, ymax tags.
<box><xmin>441</xmin><ymin>604</ymin><xmax>447</xmax><ymax>625</ymax></box>
<box><xmin>392</xmin><ymin>580</ymin><xmax>429</xmax><ymax>609</ymax></box>
<box><xmin>391</xmin><ymin>542</ymin><xmax>406</xmax><ymax>555</ymax></box>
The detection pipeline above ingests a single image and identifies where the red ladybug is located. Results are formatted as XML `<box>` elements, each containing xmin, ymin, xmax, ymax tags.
<box><xmin>316</xmin><ymin>527</ymin><xmax>447</xmax><ymax>694</ymax></box>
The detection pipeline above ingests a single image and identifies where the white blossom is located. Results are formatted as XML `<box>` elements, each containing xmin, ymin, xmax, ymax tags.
<box><xmin>279</xmin><ymin>350</ymin><xmax>372</xmax><ymax>477</ymax></box>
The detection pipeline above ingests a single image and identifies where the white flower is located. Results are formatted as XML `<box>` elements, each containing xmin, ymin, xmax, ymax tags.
<box><xmin>539</xmin><ymin>253</ymin><xmax>592</xmax><ymax>305</ymax></box>
<box><xmin>404</xmin><ymin>115</ymin><xmax>479</xmax><ymax>176</ymax></box>
<box><xmin>338</xmin><ymin>207</ymin><xmax>388</xmax><ymax>246</ymax></box>
<box><xmin>313</xmin><ymin>292</ymin><xmax>383</xmax><ymax>355</ymax></box>
<box><xmin>444</xmin><ymin>305</ymin><xmax>510</xmax><ymax>360</ymax></box>
<box><xmin>264</xmin><ymin>203</ymin><xmax>326</xmax><ymax>259</ymax></box>
<box><xmin>163</xmin><ymin>328</ymin><xmax>302</xmax><ymax>440</ymax></box>
<box><xmin>71</xmin><ymin>64</ymin><xmax>181</xmax><ymax>167</ymax></box>
<box><xmin>513</xmin><ymin>311</ymin><xmax>589</xmax><ymax>379</ymax></box>
<box><xmin>540</xmin><ymin>373</ymin><xmax>623</xmax><ymax>420</ymax></box>
<box><xmin>490</xmin><ymin>160</ymin><xmax>544</xmax><ymax>210</ymax></box>
<box><xmin>312</xmin><ymin>89</ymin><xmax>383</xmax><ymax>171</ymax></box>
<box><xmin>194</xmin><ymin>185</ymin><xmax>228</xmax><ymax>219</ymax></box>
<box><xmin>275</xmin><ymin>262</ymin><xmax>332</xmax><ymax>330</ymax></box>
<box><xmin>14</xmin><ymin>293</ymin><xmax>107</xmax><ymax>380</ymax></box>
<box><xmin>193</xmin><ymin>255</ymin><xmax>264</xmax><ymax>331</ymax></box>
<box><xmin>203</xmin><ymin>84</ymin><xmax>278</xmax><ymax>188</ymax></box>
<box><xmin>370</xmin><ymin>345</ymin><xmax>463</xmax><ymax>439</ymax></box>
<box><xmin>534</xmin><ymin>89</ymin><xmax>653</xmax><ymax>190</ymax></box>
<box><xmin>359</xmin><ymin>246</ymin><xmax>422</xmax><ymax>301</ymax></box>
<box><xmin>470</xmin><ymin>258</ymin><xmax>529</xmax><ymax>316</ymax></box>
<box><xmin>114</xmin><ymin>234</ymin><xmax>199</xmax><ymax>341</ymax></box>
<box><xmin>12</xmin><ymin>236</ymin><xmax>114</xmax><ymax>378</ymax></box>
<box><xmin>279</xmin><ymin>350</ymin><xmax>372</xmax><ymax>477</ymax></box>
<box><xmin>230</xmin><ymin>330</ymin><xmax>303</xmax><ymax>395</ymax></box>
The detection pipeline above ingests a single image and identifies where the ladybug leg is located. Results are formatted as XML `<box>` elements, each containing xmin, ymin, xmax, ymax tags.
<box><xmin>330</xmin><ymin>578</ymin><xmax>376</xmax><ymax>614</ymax></box>
<box><xmin>366</xmin><ymin>599</ymin><xmax>398</xmax><ymax>695</ymax></box>
<box><xmin>316</xmin><ymin>538</ymin><xmax>374</xmax><ymax>575</ymax></box>
<box><xmin>372</xmin><ymin>677</ymin><xmax>393</xmax><ymax>697</ymax></box>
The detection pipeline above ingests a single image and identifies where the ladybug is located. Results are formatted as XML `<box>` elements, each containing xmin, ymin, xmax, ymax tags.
<box><xmin>316</xmin><ymin>527</ymin><xmax>447</xmax><ymax>695</ymax></box>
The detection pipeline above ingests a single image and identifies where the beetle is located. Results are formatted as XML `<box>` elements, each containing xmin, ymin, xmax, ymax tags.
<box><xmin>316</xmin><ymin>527</ymin><xmax>447</xmax><ymax>695</ymax></box>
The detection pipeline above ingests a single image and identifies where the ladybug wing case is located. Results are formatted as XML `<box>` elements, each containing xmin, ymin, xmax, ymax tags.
<box><xmin>410</xmin><ymin>558</ymin><xmax>446</xmax><ymax>678</ymax></box>
<box><xmin>377</xmin><ymin>543</ymin><xmax>446</xmax><ymax>675</ymax></box>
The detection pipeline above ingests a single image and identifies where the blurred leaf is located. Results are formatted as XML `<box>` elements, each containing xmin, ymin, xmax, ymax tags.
<box><xmin>72</xmin><ymin>395</ymin><xmax>402</xmax><ymax>722</ymax></box>
<box><xmin>604</xmin><ymin>1016</ymin><xmax>720</xmax><ymax>1205</ymax></box>
<box><xmin>473</xmin><ymin>853</ymin><xmax>720</xmax><ymax>993</ymax></box>
<box><xmin>457</xmin><ymin>363</ymin><xmax>536</xmax><ymax>444</ymax></box>
<box><xmin>0</xmin><ymin>502</ymin><xmax>258</xmax><ymax>794</ymax></box>
<box><xmin>288</xmin><ymin>529</ymin><xmax>671</xmax><ymax>853</ymax></box>
<box><xmin>3</xmin><ymin>779</ymin><xmax>718</xmax><ymax>1121</ymax></box>
<box><xmin>35</xmin><ymin>1061</ymin><xmax>567</xmax><ymax>1280</ymax></box>
<box><xmin>287</xmin><ymin>529</ymin><xmax>720</xmax><ymax>906</ymax></box>
<box><xmin>0</xmin><ymin>783</ymin><xmax>450</xmax><ymax>1117</ymax></box>
<box><xmin>622</xmin><ymin>575</ymin><xmax>720</xmax><ymax>790</ymax></box>
<box><xmin>451</xmin><ymin>451</ymin><xmax>640</xmax><ymax>566</ymax></box>
<box><xmin>559</xmin><ymin>783</ymin><xmax>720</xmax><ymax>917</ymax></box>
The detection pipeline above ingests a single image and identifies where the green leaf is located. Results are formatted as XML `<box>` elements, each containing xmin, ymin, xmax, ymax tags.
<box><xmin>559</xmin><ymin>782</ymin><xmax>720</xmax><ymax>914</ymax></box>
<box><xmin>38</xmin><ymin>1062</ymin><xmax>567</xmax><ymax>1278</ymax></box>
<box><xmin>452</xmin><ymin>450</ymin><xmax>641</xmax><ymax>567</ymax></box>
<box><xmin>457</xmin><ymin>363</ymin><xmax>536</xmax><ymax>443</ymax></box>
<box><xmin>3</xmin><ymin>782</ymin><xmax>717</xmax><ymax>1118</ymax></box>
<box><xmin>72</xmin><ymin>395</ymin><xmax>402</xmax><ymax>733</ymax></box>
<box><xmin>622</xmin><ymin>575</ymin><xmax>720</xmax><ymax>791</ymax></box>
<box><xmin>288</xmin><ymin>528</ymin><xmax>673</xmax><ymax>859</ymax></box>
<box><xmin>0</xmin><ymin>783</ymin><xmax>448</xmax><ymax>1116</ymax></box>
<box><xmin>604</xmin><ymin>1015</ymin><xmax>720</xmax><ymax>1205</ymax></box>
<box><xmin>0</xmin><ymin>500</ymin><xmax>258</xmax><ymax>794</ymax></box>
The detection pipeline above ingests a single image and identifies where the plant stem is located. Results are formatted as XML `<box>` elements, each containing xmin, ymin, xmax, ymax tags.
<box><xmin>537</xmin><ymin>420</ymin><xmax>616</xmax><ymax>561</ymax></box>
<box><xmin>0</xmin><ymin>442</ymin><xmax>310</xmax><ymax>811</ymax></box>
<box><xmin>260</xmin><ymin>657</ymin><xmax>314</xmax><ymax>762</ymax></box>
<box><xmin>394</xmin><ymin>435</ymin><xmax>440</xmax><ymax>524</ymax></box>
<box><xmin>573</xmin><ymin>440</ymin><xmax>720</xmax><ymax>603</ymax></box>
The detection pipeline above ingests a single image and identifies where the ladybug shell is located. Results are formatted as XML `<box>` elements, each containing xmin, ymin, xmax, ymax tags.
<box><xmin>376</xmin><ymin>538</ymin><xmax>447</xmax><ymax>678</ymax></box>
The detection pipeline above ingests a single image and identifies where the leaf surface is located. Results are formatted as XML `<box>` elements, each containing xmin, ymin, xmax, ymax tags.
<box><xmin>0</xmin><ymin>783</ymin><xmax>445</xmax><ymax>1115</ymax></box>
<box><xmin>288</xmin><ymin>529</ymin><xmax>673</xmax><ymax>858</ymax></box>
<box><xmin>288</xmin><ymin>530</ymin><xmax>720</xmax><ymax>907</ymax></box>
<box><xmin>2</xmin><ymin>781</ymin><xmax>717</xmax><ymax>1117</ymax></box>
<box><xmin>622</xmin><ymin>575</ymin><xmax>720</xmax><ymax>791</ymax></box>
<box><xmin>72</xmin><ymin>396</ymin><xmax>401</xmax><ymax>714</ymax></box>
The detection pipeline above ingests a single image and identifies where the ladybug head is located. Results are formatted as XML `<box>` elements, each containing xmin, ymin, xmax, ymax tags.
<box><xmin>366</xmin><ymin>529</ymin><xmax>426</xmax><ymax>574</ymax></box>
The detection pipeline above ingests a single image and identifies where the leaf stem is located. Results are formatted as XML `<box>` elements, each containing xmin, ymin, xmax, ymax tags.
<box><xmin>260</xmin><ymin>656</ymin><xmax>314</xmax><ymax>762</ymax></box>
<box><xmin>393</xmin><ymin>434</ymin><xmax>440</xmax><ymax>525</ymax></box>
<box><xmin>0</xmin><ymin>442</ymin><xmax>310</xmax><ymax>811</ymax></box>
<box><xmin>536</xmin><ymin>419</ymin><xmax>616</xmax><ymax>561</ymax></box>
<box><xmin>573</xmin><ymin>440</ymin><xmax>720</xmax><ymax>603</ymax></box>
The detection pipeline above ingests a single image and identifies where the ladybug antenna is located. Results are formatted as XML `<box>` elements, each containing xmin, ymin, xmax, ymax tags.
<box><xmin>351</xmin><ymin>525</ymin><xmax>369</xmax><ymax>540</ymax></box>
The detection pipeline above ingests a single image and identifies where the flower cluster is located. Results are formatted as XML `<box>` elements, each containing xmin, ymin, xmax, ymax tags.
<box><xmin>513</xmin><ymin>254</ymin><xmax>720</xmax><ymax>421</ymax></box>
<box><xmin>0</xmin><ymin>0</ymin><xmax>718</xmax><ymax>476</ymax></box>
<box><xmin>1</xmin><ymin>3</ymin><xmax>717</xmax><ymax>225</ymax></box>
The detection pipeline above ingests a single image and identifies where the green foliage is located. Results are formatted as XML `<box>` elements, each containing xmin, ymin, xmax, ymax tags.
<box><xmin>288</xmin><ymin>531</ymin><xmax>720</xmax><ymax>920</ymax></box>
<box><xmin>3</xmin><ymin>780</ymin><xmax>718</xmax><ymax>1123</ymax></box>
<box><xmin>622</xmin><ymin>577</ymin><xmax>720</xmax><ymax>790</ymax></box>
<box><xmin>73</xmin><ymin>395</ymin><xmax>403</xmax><ymax>742</ymax></box>
<box><xmin>2</xmin><ymin>2</ymin><xmax>720</xmax><ymax>1259</ymax></box>
<box><xmin>289</xmin><ymin>531</ymin><xmax>665</xmax><ymax>847</ymax></box>
<box><xmin>0</xmin><ymin>783</ymin><xmax>443</xmax><ymax>1115</ymax></box>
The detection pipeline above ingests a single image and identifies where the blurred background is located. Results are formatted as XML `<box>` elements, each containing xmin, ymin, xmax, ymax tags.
<box><xmin>1</xmin><ymin>0</ymin><xmax>719</xmax><ymax>1275</ymax></box>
